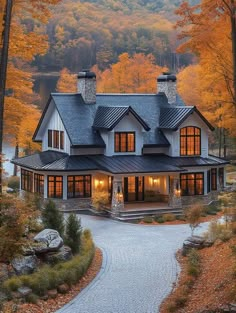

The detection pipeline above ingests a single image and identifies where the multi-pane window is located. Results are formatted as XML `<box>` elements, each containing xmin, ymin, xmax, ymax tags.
<box><xmin>180</xmin><ymin>127</ymin><xmax>201</xmax><ymax>156</ymax></box>
<box><xmin>34</xmin><ymin>174</ymin><xmax>44</xmax><ymax>195</ymax></box>
<box><xmin>48</xmin><ymin>129</ymin><xmax>64</xmax><ymax>150</ymax></box>
<box><xmin>180</xmin><ymin>173</ymin><xmax>204</xmax><ymax>196</ymax></box>
<box><xmin>67</xmin><ymin>175</ymin><xmax>91</xmax><ymax>198</ymax></box>
<box><xmin>21</xmin><ymin>169</ymin><xmax>33</xmax><ymax>192</ymax></box>
<box><xmin>211</xmin><ymin>168</ymin><xmax>217</xmax><ymax>190</ymax></box>
<box><xmin>114</xmin><ymin>132</ymin><xmax>135</xmax><ymax>152</ymax></box>
<box><xmin>48</xmin><ymin>176</ymin><xmax>63</xmax><ymax>198</ymax></box>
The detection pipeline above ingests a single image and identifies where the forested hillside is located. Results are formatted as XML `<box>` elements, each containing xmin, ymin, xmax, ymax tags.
<box><xmin>34</xmin><ymin>0</ymin><xmax>196</xmax><ymax>72</ymax></box>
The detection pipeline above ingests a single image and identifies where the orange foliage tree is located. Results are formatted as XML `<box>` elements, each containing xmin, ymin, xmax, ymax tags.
<box><xmin>0</xmin><ymin>0</ymin><xmax>61</xmax><ymax>172</ymax></box>
<box><xmin>175</xmin><ymin>0</ymin><xmax>236</xmax><ymax>156</ymax></box>
<box><xmin>94</xmin><ymin>53</ymin><xmax>166</xmax><ymax>93</ymax></box>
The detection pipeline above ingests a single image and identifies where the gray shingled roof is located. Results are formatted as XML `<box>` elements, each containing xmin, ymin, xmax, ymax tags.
<box><xmin>93</xmin><ymin>106</ymin><xmax>150</xmax><ymax>131</ymax></box>
<box><xmin>12</xmin><ymin>151</ymin><xmax>228</xmax><ymax>174</ymax></box>
<box><xmin>33</xmin><ymin>91</ymin><xmax>213</xmax><ymax>147</ymax></box>
<box><xmin>159</xmin><ymin>107</ymin><xmax>214</xmax><ymax>130</ymax></box>
<box><xmin>34</xmin><ymin>93</ymin><xmax>168</xmax><ymax>147</ymax></box>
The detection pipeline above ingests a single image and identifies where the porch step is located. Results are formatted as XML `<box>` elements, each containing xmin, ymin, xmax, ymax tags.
<box><xmin>118</xmin><ymin>208</ymin><xmax>183</xmax><ymax>220</ymax></box>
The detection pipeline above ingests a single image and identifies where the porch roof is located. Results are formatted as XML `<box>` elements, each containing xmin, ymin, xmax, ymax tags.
<box><xmin>12</xmin><ymin>151</ymin><xmax>228</xmax><ymax>174</ymax></box>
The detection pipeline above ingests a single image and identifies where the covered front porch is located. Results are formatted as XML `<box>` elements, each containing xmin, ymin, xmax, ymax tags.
<box><xmin>93</xmin><ymin>172</ymin><xmax>182</xmax><ymax>217</ymax></box>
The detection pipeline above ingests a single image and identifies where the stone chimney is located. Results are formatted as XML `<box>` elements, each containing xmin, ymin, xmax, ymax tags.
<box><xmin>157</xmin><ymin>72</ymin><xmax>177</xmax><ymax>105</ymax></box>
<box><xmin>78</xmin><ymin>70</ymin><xmax>96</xmax><ymax>104</ymax></box>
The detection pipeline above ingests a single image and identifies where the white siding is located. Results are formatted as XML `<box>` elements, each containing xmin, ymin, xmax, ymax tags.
<box><xmin>163</xmin><ymin>112</ymin><xmax>209</xmax><ymax>157</ymax></box>
<box><xmin>42</xmin><ymin>108</ymin><xmax>71</xmax><ymax>154</ymax></box>
<box><xmin>101</xmin><ymin>114</ymin><xmax>145</xmax><ymax>156</ymax></box>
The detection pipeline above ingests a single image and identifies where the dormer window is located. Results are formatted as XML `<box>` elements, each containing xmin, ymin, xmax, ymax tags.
<box><xmin>115</xmin><ymin>132</ymin><xmax>135</xmax><ymax>152</ymax></box>
<box><xmin>48</xmin><ymin>129</ymin><xmax>64</xmax><ymax>150</ymax></box>
<box><xmin>180</xmin><ymin>127</ymin><xmax>201</xmax><ymax>156</ymax></box>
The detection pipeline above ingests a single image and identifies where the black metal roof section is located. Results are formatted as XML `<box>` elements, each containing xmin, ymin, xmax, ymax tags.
<box><xmin>159</xmin><ymin>106</ymin><xmax>214</xmax><ymax>131</ymax></box>
<box><xmin>93</xmin><ymin>106</ymin><xmax>150</xmax><ymax>131</ymax></box>
<box><xmin>12</xmin><ymin>151</ymin><xmax>228</xmax><ymax>174</ymax></box>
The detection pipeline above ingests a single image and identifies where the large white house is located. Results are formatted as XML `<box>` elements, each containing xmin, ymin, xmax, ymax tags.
<box><xmin>12</xmin><ymin>71</ymin><xmax>228</xmax><ymax>215</ymax></box>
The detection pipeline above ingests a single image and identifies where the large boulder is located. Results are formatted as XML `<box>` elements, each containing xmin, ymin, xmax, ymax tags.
<box><xmin>11</xmin><ymin>255</ymin><xmax>38</xmax><ymax>275</ymax></box>
<box><xmin>44</xmin><ymin>246</ymin><xmax>73</xmax><ymax>265</ymax></box>
<box><xmin>34</xmin><ymin>229</ymin><xmax>63</xmax><ymax>252</ymax></box>
<box><xmin>182</xmin><ymin>235</ymin><xmax>213</xmax><ymax>256</ymax></box>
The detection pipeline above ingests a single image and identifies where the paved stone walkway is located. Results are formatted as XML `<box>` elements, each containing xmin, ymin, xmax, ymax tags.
<box><xmin>56</xmin><ymin>216</ymin><xmax>207</xmax><ymax>313</ymax></box>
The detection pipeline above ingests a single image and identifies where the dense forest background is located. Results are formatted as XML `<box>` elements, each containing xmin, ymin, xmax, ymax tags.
<box><xmin>33</xmin><ymin>0</ymin><xmax>199</xmax><ymax>72</ymax></box>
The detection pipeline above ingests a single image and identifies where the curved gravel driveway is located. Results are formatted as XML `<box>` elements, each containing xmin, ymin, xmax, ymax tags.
<box><xmin>56</xmin><ymin>215</ymin><xmax>207</xmax><ymax>313</ymax></box>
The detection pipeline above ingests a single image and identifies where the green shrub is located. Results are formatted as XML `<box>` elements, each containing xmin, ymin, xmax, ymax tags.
<box><xmin>25</xmin><ymin>293</ymin><xmax>39</xmax><ymax>304</ymax></box>
<box><xmin>162</xmin><ymin>213</ymin><xmax>176</xmax><ymax>222</ymax></box>
<box><xmin>187</xmin><ymin>249</ymin><xmax>201</xmax><ymax>278</ymax></box>
<box><xmin>7</xmin><ymin>176</ymin><xmax>20</xmax><ymax>191</ymax></box>
<box><xmin>2</xmin><ymin>230</ymin><xmax>95</xmax><ymax>299</ymax></box>
<box><xmin>176</xmin><ymin>215</ymin><xmax>186</xmax><ymax>221</ymax></box>
<box><xmin>3</xmin><ymin>277</ymin><xmax>22</xmax><ymax>292</ymax></box>
<box><xmin>42</xmin><ymin>200</ymin><xmax>64</xmax><ymax>236</ymax></box>
<box><xmin>65</xmin><ymin>214</ymin><xmax>82</xmax><ymax>254</ymax></box>
<box><xmin>155</xmin><ymin>216</ymin><xmax>165</xmax><ymax>223</ymax></box>
<box><xmin>142</xmin><ymin>216</ymin><xmax>153</xmax><ymax>223</ymax></box>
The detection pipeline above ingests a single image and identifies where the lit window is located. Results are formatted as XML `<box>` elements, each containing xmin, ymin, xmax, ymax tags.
<box><xmin>180</xmin><ymin>173</ymin><xmax>204</xmax><ymax>196</ymax></box>
<box><xmin>48</xmin><ymin>176</ymin><xmax>63</xmax><ymax>198</ymax></box>
<box><xmin>180</xmin><ymin>127</ymin><xmax>201</xmax><ymax>156</ymax></box>
<box><xmin>211</xmin><ymin>168</ymin><xmax>217</xmax><ymax>190</ymax></box>
<box><xmin>67</xmin><ymin>175</ymin><xmax>91</xmax><ymax>198</ymax></box>
<box><xmin>114</xmin><ymin>132</ymin><xmax>135</xmax><ymax>152</ymax></box>
<box><xmin>34</xmin><ymin>174</ymin><xmax>44</xmax><ymax>195</ymax></box>
<box><xmin>21</xmin><ymin>169</ymin><xmax>33</xmax><ymax>192</ymax></box>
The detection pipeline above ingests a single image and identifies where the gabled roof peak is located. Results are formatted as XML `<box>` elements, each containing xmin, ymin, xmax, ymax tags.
<box><xmin>93</xmin><ymin>105</ymin><xmax>150</xmax><ymax>131</ymax></box>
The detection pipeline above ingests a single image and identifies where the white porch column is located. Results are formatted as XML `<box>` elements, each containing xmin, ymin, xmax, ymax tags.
<box><xmin>111</xmin><ymin>176</ymin><xmax>124</xmax><ymax>217</ymax></box>
<box><xmin>169</xmin><ymin>176</ymin><xmax>182</xmax><ymax>209</ymax></box>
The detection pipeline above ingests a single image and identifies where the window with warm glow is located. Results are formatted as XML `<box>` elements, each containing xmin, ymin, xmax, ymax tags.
<box><xmin>48</xmin><ymin>130</ymin><xmax>64</xmax><ymax>150</ymax></box>
<box><xmin>34</xmin><ymin>174</ymin><xmax>44</xmax><ymax>195</ymax></box>
<box><xmin>67</xmin><ymin>175</ymin><xmax>91</xmax><ymax>198</ymax></box>
<box><xmin>48</xmin><ymin>176</ymin><xmax>63</xmax><ymax>198</ymax></box>
<box><xmin>211</xmin><ymin>168</ymin><xmax>217</xmax><ymax>190</ymax></box>
<box><xmin>21</xmin><ymin>169</ymin><xmax>33</xmax><ymax>192</ymax></box>
<box><xmin>180</xmin><ymin>127</ymin><xmax>201</xmax><ymax>156</ymax></box>
<box><xmin>114</xmin><ymin>132</ymin><xmax>135</xmax><ymax>152</ymax></box>
<box><xmin>180</xmin><ymin>173</ymin><xmax>204</xmax><ymax>196</ymax></box>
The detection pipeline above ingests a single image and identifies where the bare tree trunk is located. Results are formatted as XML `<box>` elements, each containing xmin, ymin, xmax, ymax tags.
<box><xmin>13</xmin><ymin>142</ymin><xmax>18</xmax><ymax>176</ymax></box>
<box><xmin>219</xmin><ymin>127</ymin><xmax>222</xmax><ymax>157</ymax></box>
<box><xmin>230</xmin><ymin>0</ymin><xmax>236</xmax><ymax>108</ymax></box>
<box><xmin>0</xmin><ymin>0</ymin><xmax>13</xmax><ymax>194</ymax></box>
<box><xmin>223</xmin><ymin>128</ymin><xmax>227</xmax><ymax>158</ymax></box>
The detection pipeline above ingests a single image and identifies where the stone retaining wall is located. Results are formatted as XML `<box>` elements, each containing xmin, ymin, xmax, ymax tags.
<box><xmin>51</xmin><ymin>198</ymin><xmax>91</xmax><ymax>211</ymax></box>
<box><xmin>181</xmin><ymin>191</ymin><xmax>218</xmax><ymax>207</ymax></box>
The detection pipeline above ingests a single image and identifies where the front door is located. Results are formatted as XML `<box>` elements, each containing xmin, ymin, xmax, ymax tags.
<box><xmin>124</xmin><ymin>176</ymin><xmax>144</xmax><ymax>202</ymax></box>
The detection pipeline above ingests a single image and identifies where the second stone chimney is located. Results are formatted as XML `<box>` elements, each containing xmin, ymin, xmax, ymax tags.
<box><xmin>157</xmin><ymin>72</ymin><xmax>177</xmax><ymax>105</ymax></box>
<box><xmin>78</xmin><ymin>70</ymin><xmax>96</xmax><ymax>104</ymax></box>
